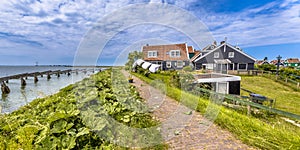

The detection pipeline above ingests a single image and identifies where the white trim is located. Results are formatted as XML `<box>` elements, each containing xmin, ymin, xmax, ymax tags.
<box><xmin>194</xmin><ymin>43</ymin><xmax>226</xmax><ymax>62</ymax></box>
<box><xmin>170</xmin><ymin>50</ymin><xmax>181</xmax><ymax>57</ymax></box>
<box><xmin>226</xmin><ymin>44</ymin><xmax>256</xmax><ymax>61</ymax></box>
<box><xmin>177</xmin><ymin>61</ymin><xmax>184</xmax><ymax>68</ymax></box>
<box><xmin>214</xmin><ymin>52</ymin><xmax>220</xmax><ymax>58</ymax></box>
<box><xmin>194</xmin><ymin>43</ymin><xmax>256</xmax><ymax>62</ymax></box>
<box><xmin>166</xmin><ymin>61</ymin><xmax>171</xmax><ymax>68</ymax></box>
<box><xmin>216</xmin><ymin>82</ymin><xmax>229</xmax><ymax>94</ymax></box>
<box><xmin>228</xmin><ymin>52</ymin><xmax>234</xmax><ymax>58</ymax></box>
<box><xmin>185</xmin><ymin>43</ymin><xmax>189</xmax><ymax>59</ymax></box>
<box><xmin>147</xmin><ymin>51</ymin><xmax>158</xmax><ymax>58</ymax></box>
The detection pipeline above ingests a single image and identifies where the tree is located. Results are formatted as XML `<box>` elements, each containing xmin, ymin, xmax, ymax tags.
<box><xmin>124</xmin><ymin>51</ymin><xmax>143</xmax><ymax>71</ymax></box>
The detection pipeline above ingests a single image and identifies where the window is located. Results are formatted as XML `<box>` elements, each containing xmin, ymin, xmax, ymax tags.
<box><xmin>148</xmin><ymin>51</ymin><xmax>157</xmax><ymax>58</ymax></box>
<box><xmin>166</xmin><ymin>61</ymin><xmax>171</xmax><ymax>68</ymax></box>
<box><xmin>228</xmin><ymin>52</ymin><xmax>234</xmax><ymax>58</ymax></box>
<box><xmin>177</xmin><ymin>61</ymin><xmax>183</xmax><ymax>68</ymax></box>
<box><xmin>170</xmin><ymin>50</ymin><xmax>180</xmax><ymax>57</ymax></box>
<box><xmin>214</xmin><ymin>52</ymin><xmax>219</xmax><ymax>58</ymax></box>
<box><xmin>238</xmin><ymin>63</ymin><xmax>247</xmax><ymax>70</ymax></box>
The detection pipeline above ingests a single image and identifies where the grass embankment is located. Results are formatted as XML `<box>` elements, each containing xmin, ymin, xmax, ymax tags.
<box><xmin>241</xmin><ymin>76</ymin><xmax>300</xmax><ymax>115</ymax></box>
<box><xmin>133</xmin><ymin>72</ymin><xmax>300</xmax><ymax>149</ymax></box>
<box><xmin>0</xmin><ymin>69</ymin><xmax>166</xmax><ymax>149</ymax></box>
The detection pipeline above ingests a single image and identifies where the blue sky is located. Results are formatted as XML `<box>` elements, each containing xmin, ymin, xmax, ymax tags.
<box><xmin>0</xmin><ymin>0</ymin><xmax>299</xmax><ymax>65</ymax></box>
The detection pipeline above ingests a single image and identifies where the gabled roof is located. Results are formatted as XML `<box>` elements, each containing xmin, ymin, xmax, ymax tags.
<box><xmin>256</xmin><ymin>60</ymin><xmax>269</xmax><ymax>65</ymax></box>
<box><xmin>190</xmin><ymin>50</ymin><xmax>201</xmax><ymax>62</ymax></box>
<box><xmin>286</xmin><ymin>58</ymin><xmax>300</xmax><ymax>63</ymax></box>
<box><xmin>270</xmin><ymin>60</ymin><xmax>284</xmax><ymax>65</ymax></box>
<box><xmin>187</xmin><ymin>46</ymin><xmax>194</xmax><ymax>53</ymax></box>
<box><xmin>194</xmin><ymin>42</ymin><xmax>256</xmax><ymax>62</ymax></box>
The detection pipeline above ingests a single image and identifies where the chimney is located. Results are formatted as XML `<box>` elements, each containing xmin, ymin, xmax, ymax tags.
<box><xmin>146</xmin><ymin>44</ymin><xmax>149</xmax><ymax>46</ymax></box>
<box><xmin>220</xmin><ymin>41</ymin><xmax>225</xmax><ymax>45</ymax></box>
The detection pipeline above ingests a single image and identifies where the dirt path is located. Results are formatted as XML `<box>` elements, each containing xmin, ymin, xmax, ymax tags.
<box><xmin>122</xmin><ymin>71</ymin><xmax>253</xmax><ymax>150</ymax></box>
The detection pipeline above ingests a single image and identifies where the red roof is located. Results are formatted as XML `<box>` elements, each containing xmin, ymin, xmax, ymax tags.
<box><xmin>188</xmin><ymin>46</ymin><xmax>194</xmax><ymax>53</ymax></box>
<box><xmin>286</xmin><ymin>58</ymin><xmax>300</xmax><ymax>63</ymax></box>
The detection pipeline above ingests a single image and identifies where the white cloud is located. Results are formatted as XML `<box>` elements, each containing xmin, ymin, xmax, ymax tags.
<box><xmin>0</xmin><ymin>0</ymin><xmax>299</xmax><ymax>65</ymax></box>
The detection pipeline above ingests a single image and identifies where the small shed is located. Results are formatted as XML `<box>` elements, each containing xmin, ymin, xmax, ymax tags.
<box><xmin>194</xmin><ymin>73</ymin><xmax>241</xmax><ymax>95</ymax></box>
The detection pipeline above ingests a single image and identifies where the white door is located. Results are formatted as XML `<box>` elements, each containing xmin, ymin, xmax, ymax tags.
<box><xmin>217</xmin><ymin>82</ymin><xmax>228</xmax><ymax>94</ymax></box>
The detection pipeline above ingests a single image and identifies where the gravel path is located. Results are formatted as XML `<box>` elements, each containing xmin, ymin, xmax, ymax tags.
<box><xmin>122</xmin><ymin>71</ymin><xmax>254</xmax><ymax>150</ymax></box>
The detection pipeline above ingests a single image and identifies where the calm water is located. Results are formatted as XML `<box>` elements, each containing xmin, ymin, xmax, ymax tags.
<box><xmin>0</xmin><ymin>66</ymin><xmax>99</xmax><ymax>113</ymax></box>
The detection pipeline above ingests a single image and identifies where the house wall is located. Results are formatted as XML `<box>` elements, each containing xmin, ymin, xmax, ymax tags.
<box><xmin>142</xmin><ymin>43</ymin><xmax>189</xmax><ymax>61</ymax></box>
<box><xmin>194</xmin><ymin>45</ymin><xmax>255</xmax><ymax>70</ymax></box>
<box><xmin>149</xmin><ymin>60</ymin><xmax>190</xmax><ymax>70</ymax></box>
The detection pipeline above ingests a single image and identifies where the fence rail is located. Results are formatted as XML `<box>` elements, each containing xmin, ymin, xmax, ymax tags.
<box><xmin>229</xmin><ymin>70</ymin><xmax>300</xmax><ymax>90</ymax></box>
<box><xmin>196</xmin><ymin>87</ymin><xmax>300</xmax><ymax>121</ymax></box>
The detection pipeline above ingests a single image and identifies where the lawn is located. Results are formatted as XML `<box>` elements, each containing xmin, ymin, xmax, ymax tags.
<box><xmin>241</xmin><ymin>76</ymin><xmax>300</xmax><ymax>115</ymax></box>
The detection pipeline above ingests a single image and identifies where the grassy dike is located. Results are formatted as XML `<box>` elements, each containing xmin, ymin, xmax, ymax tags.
<box><xmin>132</xmin><ymin>72</ymin><xmax>300</xmax><ymax>149</ymax></box>
<box><xmin>0</xmin><ymin>69</ymin><xmax>166</xmax><ymax>150</ymax></box>
<box><xmin>241</xmin><ymin>76</ymin><xmax>300</xmax><ymax>115</ymax></box>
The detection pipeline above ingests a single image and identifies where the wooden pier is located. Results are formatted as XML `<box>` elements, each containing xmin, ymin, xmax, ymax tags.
<box><xmin>0</xmin><ymin>68</ymin><xmax>100</xmax><ymax>94</ymax></box>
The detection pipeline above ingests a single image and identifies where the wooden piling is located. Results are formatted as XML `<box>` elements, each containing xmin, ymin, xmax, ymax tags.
<box><xmin>67</xmin><ymin>72</ymin><xmax>71</xmax><ymax>76</ymax></box>
<box><xmin>57</xmin><ymin>71</ymin><xmax>60</xmax><ymax>78</ymax></box>
<box><xmin>34</xmin><ymin>75</ymin><xmax>38</xmax><ymax>83</ymax></box>
<box><xmin>5</xmin><ymin>80</ymin><xmax>8</xmax><ymax>83</ymax></box>
<box><xmin>1</xmin><ymin>82</ymin><xmax>10</xmax><ymax>94</ymax></box>
<box><xmin>47</xmin><ymin>73</ymin><xmax>51</xmax><ymax>80</ymax></box>
<box><xmin>21</xmin><ymin>78</ymin><xmax>26</xmax><ymax>86</ymax></box>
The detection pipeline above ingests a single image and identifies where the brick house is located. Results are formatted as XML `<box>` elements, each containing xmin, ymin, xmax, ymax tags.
<box><xmin>142</xmin><ymin>43</ymin><xmax>191</xmax><ymax>70</ymax></box>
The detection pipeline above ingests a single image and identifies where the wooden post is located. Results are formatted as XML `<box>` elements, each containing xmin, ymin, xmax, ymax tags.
<box><xmin>297</xmin><ymin>82</ymin><xmax>299</xmax><ymax>89</ymax></box>
<box><xmin>285</xmin><ymin>78</ymin><xmax>288</xmax><ymax>83</ymax></box>
<box><xmin>67</xmin><ymin>72</ymin><xmax>71</xmax><ymax>76</ymax></box>
<box><xmin>34</xmin><ymin>75</ymin><xmax>38</xmax><ymax>83</ymax></box>
<box><xmin>47</xmin><ymin>73</ymin><xmax>51</xmax><ymax>80</ymax></box>
<box><xmin>5</xmin><ymin>80</ymin><xmax>8</xmax><ymax>83</ymax></box>
<box><xmin>21</xmin><ymin>78</ymin><xmax>26</xmax><ymax>86</ymax></box>
<box><xmin>247</xmin><ymin>105</ymin><xmax>251</xmax><ymax>116</ymax></box>
<box><xmin>76</xmin><ymin>70</ymin><xmax>78</xmax><ymax>75</ymax></box>
<box><xmin>41</xmin><ymin>74</ymin><xmax>43</xmax><ymax>77</ymax></box>
<box><xmin>1</xmin><ymin>82</ymin><xmax>10</xmax><ymax>94</ymax></box>
<box><xmin>57</xmin><ymin>71</ymin><xmax>60</xmax><ymax>78</ymax></box>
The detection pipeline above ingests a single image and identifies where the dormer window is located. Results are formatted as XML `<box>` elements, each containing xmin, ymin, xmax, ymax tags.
<box><xmin>148</xmin><ymin>51</ymin><xmax>157</xmax><ymax>58</ymax></box>
<box><xmin>170</xmin><ymin>50</ymin><xmax>180</xmax><ymax>57</ymax></box>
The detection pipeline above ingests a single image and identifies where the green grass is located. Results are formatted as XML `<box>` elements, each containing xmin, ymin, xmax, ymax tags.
<box><xmin>133</xmin><ymin>72</ymin><xmax>300</xmax><ymax>149</ymax></box>
<box><xmin>0</xmin><ymin>69</ymin><xmax>166</xmax><ymax>150</ymax></box>
<box><xmin>241</xmin><ymin>76</ymin><xmax>300</xmax><ymax>115</ymax></box>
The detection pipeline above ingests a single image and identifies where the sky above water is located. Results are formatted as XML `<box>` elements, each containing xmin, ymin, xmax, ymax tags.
<box><xmin>0</xmin><ymin>0</ymin><xmax>299</xmax><ymax>65</ymax></box>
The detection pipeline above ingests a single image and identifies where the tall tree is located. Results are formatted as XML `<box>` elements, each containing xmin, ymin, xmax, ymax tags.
<box><xmin>125</xmin><ymin>51</ymin><xmax>143</xmax><ymax>70</ymax></box>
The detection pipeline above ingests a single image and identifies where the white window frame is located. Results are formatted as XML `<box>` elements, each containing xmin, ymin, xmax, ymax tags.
<box><xmin>166</xmin><ymin>61</ymin><xmax>171</xmax><ymax>68</ymax></box>
<box><xmin>238</xmin><ymin>63</ymin><xmax>247</xmax><ymax>70</ymax></box>
<box><xmin>228</xmin><ymin>52</ymin><xmax>234</xmax><ymax>58</ymax></box>
<box><xmin>177</xmin><ymin>61</ymin><xmax>184</xmax><ymax>68</ymax></box>
<box><xmin>214</xmin><ymin>52</ymin><xmax>219</xmax><ymax>58</ymax></box>
<box><xmin>170</xmin><ymin>50</ymin><xmax>181</xmax><ymax>57</ymax></box>
<box><xmin>148</xmin><ymin>51</ymin><xmax>157</xmax><ymax>58</ymax></box>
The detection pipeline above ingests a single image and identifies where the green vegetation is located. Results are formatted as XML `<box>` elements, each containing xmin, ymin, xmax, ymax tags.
<box><xmin>0</xmin><ymin>69</ymin><xmax>165</xmax><ymax>149</ymax></box>
<box><xmin>124</xmin><ymin>51</ymin><xmax>143</xmax><ymax>71</ymax></box>
<box><xmin>133</xmin><ymin>71</ymin><xmax>300</xmax><ymax>149</ymax></box>
<box><xmin>241</xmin><ymin>76</ymin><xmax>300</xmax><ymax>115</ymax></box>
